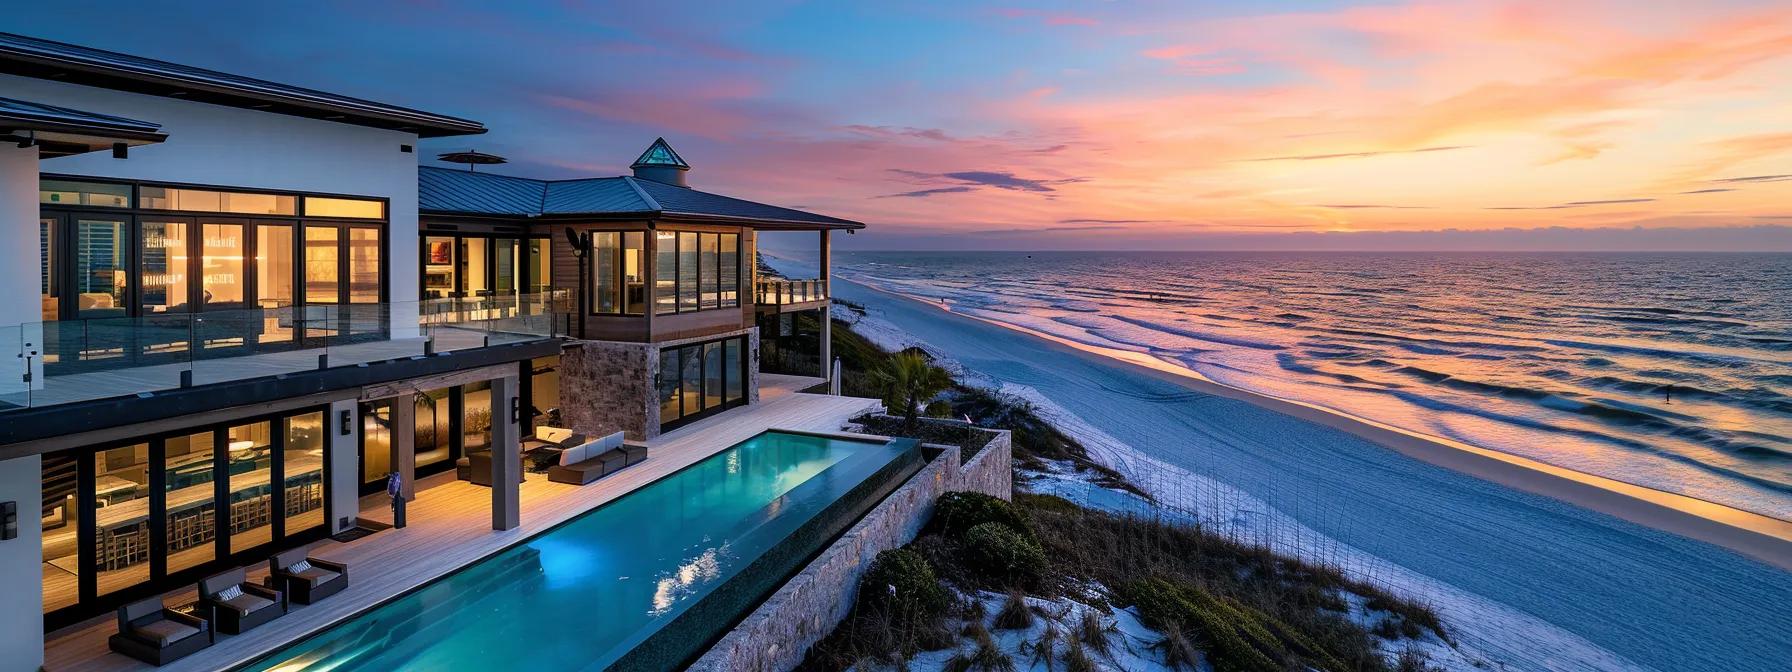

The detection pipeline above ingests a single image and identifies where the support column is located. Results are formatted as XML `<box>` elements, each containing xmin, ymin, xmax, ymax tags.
<box><xmin>490</xmin><ymin>375</ymin><xmax>521</xmax><ymax>530</ymax></box>
<box><xmin>0</xmin><ymin>146</ymin><xmax>42</xmax><ymax>400</ymax></box>
<box><xmin>326</xmin><ymin>399</ymin><xmax>360</xmax><ymax>534</ymax></box>
<box><xmin>818</xmin><ymin>229</ymin><xmax>832</xmax><ymax>381</ymax></box>
<box><xmin>0</xmin><ymin>455</ymin><xmax>44</xmax><ymax>672</ymax></box>
<box><xmin>389</xmin><ymin>395</ymin><xmax>416</xmax><ymax>500</ymax></box>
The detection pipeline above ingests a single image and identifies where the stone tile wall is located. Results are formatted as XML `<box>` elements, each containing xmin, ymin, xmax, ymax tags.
<box><xmin>689</xmin><ymin>422</ymin><xmax>1013</xmax><ymax>672</ymax></box>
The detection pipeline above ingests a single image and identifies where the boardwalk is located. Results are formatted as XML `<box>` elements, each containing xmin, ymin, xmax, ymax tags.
<box><xmin>43</xmin><ymin>390</ymin><xmax>881</xmax><ymax>672</ymax></box>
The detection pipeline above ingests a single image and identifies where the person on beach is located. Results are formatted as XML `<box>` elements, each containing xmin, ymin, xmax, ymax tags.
<box><xmin>387</xmin><ymin>471</ymin><xmax>406</xmax><ymax>529</ymax></box>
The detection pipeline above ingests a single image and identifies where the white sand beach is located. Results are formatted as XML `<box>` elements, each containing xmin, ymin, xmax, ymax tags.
<box><xmin>788</xmin><ymin>258</ymin><xmax>1792</xmax><ymax>672</ymax></box>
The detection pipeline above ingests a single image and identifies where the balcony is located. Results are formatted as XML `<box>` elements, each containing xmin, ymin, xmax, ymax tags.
<box><xmin>755</xmin><ymin>279</ymin><xmax>828</xmax><ymax>312</ymax></box>
<box><xmin>0</xmin><ymin>292</ymin><xmax>569</xmax><ymax>412</ymax></box>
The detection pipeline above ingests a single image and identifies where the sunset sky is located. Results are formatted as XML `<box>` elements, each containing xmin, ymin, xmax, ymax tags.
<box><xmin>13</xmin><ymin>1</ymin><xmax>1792</xmax><ymax>250</ymax></box>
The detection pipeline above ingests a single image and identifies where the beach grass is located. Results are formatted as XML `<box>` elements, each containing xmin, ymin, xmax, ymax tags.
<box><xmin>798</xmin><ymin>315</ymin><xmax>1450</xmax><ymax>672</ymax></box>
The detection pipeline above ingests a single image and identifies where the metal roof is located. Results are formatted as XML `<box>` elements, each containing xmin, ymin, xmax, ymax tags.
<box><xmin>419</xmin><ymin>166</ymin><xmax>863</xmax><ymax>229</ymax></box>
<box><xmin>0</xmin><ymin>32</ymin><xmax>485</xmax><ymax>138</ymax></box>
<box><xmin>418</xmin><ymin>167</ymin><xmax>546</xmax><ymax>216</ymax></box>
<box><xmin>0</xmin><ymin>95</ymin><xmax>167</xmax><ymax>157</ymax></box>
<box><xmin>544</xmin><ymin>178</ymin><xmax>656</xmax><ymax>215</ymax></box>
<box><xmin>631</xmin><ymin>177</ymin><xmax>860</xmax><ymax>227</ymax></box>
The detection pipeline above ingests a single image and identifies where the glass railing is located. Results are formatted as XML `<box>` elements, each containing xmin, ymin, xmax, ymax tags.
<box><xmin>755</xmin><ymin>279</ymin><xmax>828</xmax><ymax>306</ymax></box>
<box><xmin>0</xmin><ymin>291</ymin><xmax>569</xmax><ymax>412</ymax></box>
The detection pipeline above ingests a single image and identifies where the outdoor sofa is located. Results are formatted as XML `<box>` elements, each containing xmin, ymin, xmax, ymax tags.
<box><xmin>547</xmin><ymin>431</ymin><xmax>648</xmax><ymax>485</ymax></box>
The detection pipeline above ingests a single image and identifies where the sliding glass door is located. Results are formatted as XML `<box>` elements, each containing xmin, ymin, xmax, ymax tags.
<box><xmin>657</xmin><ymin>335</ymin><xmax>749</xmax><ymax>431</ymax></box>
<box><xmin>41</xmin><ymin>407</ymin><xmax>332</xmax><ymax>630</ymax></box>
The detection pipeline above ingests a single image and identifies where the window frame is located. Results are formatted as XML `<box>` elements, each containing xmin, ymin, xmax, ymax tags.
<box><xmin>649</xmin><ymin>228</ymin><xmax>742</xmax><ymax>315</ymax></box>
<box><xmin>41</xmin><ymin>405</ymin><xmax>334</xmax><ymax>631</ymax></box>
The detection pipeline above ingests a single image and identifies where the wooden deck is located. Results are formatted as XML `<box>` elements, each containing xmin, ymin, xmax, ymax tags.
<box><xmin>43</xmin><ymin>390</ymin><xmax>882</xmax><ymax>672</ymax></box>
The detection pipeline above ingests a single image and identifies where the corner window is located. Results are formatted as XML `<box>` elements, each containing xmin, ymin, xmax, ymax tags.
<box><xmin>652</xmin><ymin>230</ymin><xmax>741</xmax><ymax>314</ymax></box>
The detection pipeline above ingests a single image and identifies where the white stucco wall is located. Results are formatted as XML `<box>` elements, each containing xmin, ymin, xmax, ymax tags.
<box><xmin>0</xmin><ymin>73</ymin><xmax>421</xmax><ymax>329</ymax></box>
<box><xmin>0</xmin><ymin>145</ymin><xmax>42</xmax><ymax>398</ymax></box>
<box><xmin>0</xmin><ymin>454</ymin><xmax>45</xmax><ymax>671</ymax></box>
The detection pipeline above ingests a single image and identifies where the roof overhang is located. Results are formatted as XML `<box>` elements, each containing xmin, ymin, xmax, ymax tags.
<box><xmin>0</xmin><ymin>97</ymin><xmax>166</xmax><ymax>158</ymax></box>
<box><xmin>423</xmin><ymin>209</ymin><xmax>865</xmax><ymax>231</ymax></box>
<box><xmin>0</xmin><ymin>33</ymin><xmax>485</xmax><ymax>138</ymax></box>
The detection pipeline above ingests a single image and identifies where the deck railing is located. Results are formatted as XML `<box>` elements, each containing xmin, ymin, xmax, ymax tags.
<box><xmin>755</xmin><ymin>279</ymin><xmax>828</xmax><ymax>306</ymax></box>
<box><xmin>0</xmin><ymin>291</ymin><xmax>570</xmax><ymax>411</ymax></box>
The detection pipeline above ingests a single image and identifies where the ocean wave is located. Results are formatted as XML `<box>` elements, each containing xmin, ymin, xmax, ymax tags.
<box><xmin>1108</xmin><ymin>315</ymin><xmax>1287</xmax><ymax>351</ymax></box>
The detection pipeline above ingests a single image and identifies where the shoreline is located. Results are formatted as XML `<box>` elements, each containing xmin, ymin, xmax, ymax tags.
<box><xmin>845</xmin><ymin>278</ymin><xmax>1792</xmax><ymax>572</ymax></box>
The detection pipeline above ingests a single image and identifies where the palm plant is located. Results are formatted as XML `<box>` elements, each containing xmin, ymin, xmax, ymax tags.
<box><xmin>871</xmin><ymin>351</ymin><xmax>952</xmax><ymax>433</ymax></box>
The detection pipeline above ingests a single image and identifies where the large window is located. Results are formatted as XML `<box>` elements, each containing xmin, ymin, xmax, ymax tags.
<box><xmin>415</xmin><ymin>388</ymin><xmax>454</xmax><ymax>473</ymax></box>
<box><xmin>283</xmin><ymin>412</ymin><xmax>325</xmax><ymax>535</ymax></box>
<box><xmin>304</xmin><ymin>226</ymin><xmax>339</xmax><ymax>304</ymax></box>
<box><xmin>40</xmin><ymin>177</ymin><xmax>389</xmax><ymax>332</ymax></box>
<box><xmin>257</xmin><ymin>224</ymin><xmax>294</xmax><ymax>343</ymax></box>
<box><xmin>224</xmin><ymin>420</ymin><xmax>274</xmax><ymax>553</ymax></box>
<box><xmin>142</xmin><ymin>186</ymin><xmax>296</xmax><ymax>215</ymax></box>
<box><xmin>423</xmin><ymin>236</ymin><xmax>456</xmax><ymax>299</ymax></box>
<box><xmin>94</xmin><ymin>444</ymin><xmax>151</xmax><ymax>595</ymax></box>
<box><xmin>419</xmin><ymin>233</ymin><xmax>550</xmax><ymax>315</ymax></box>
<box><xmin>304</xmin><ymin>196</ymin><xmax>383</xmax><ymax>219</ymax></box>
<box><xmin>74</xmin><ymin>217</ymin><xmax>129</xmax><ymax>319</ymax></box>
<box><xmin>655</xmin><ymin>232</ymin><xmax>677</xmax><ymax>315</ymax></box>
<box><xmin>653</xmin><ymin>231</ymin><xmax>741</xmax><ymax>315</ymax></box>
<box><xmin>41</xmin><ymin>179</ymin><xmax>130</xmax><ymax>208</ymax></box>
<box><xmin>657</xmin><ymin>335</ymin><xmax>749</xmax><ymax>429</ymax></box>
<box><xmin>139</xmin><ymin>220</ymin><xmax>188</xmax><ymax>314</ymax></box>
<box><xmin>42</xmin><ymin>407</ymin><xmax>333</xmax><ymax>628</ymax></box>
<box><xmin>202</xmin><ymin>223</ymin><xmax>246</xmax><ymax>308</ymax></box>
<box><xmin>348</xmin><ymin>228</ymin><xmax>381</xmax><ymax>303</ymax></box>
<box><xmin>592</xmin><ymin>231</ymin><xmax>645</xmax><ymax>315</ymax></box>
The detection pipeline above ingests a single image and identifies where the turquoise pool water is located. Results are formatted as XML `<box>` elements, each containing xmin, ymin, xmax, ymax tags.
<box><xmin>239</xmin><ymin>431</ymin><xmax>909</xmax><ymax>671</ymax></box>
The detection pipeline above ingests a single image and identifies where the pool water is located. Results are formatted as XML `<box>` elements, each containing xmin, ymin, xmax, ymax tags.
<box><xmin>239</xmin><ymin>431</ymin><xmax>909</xmax><ymax>671</ymax></box>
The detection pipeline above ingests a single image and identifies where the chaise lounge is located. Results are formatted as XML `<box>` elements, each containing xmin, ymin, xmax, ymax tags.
<box><xmin>197</xmin><ymin>567</ymin><xmax>285</xmax><ymax>635</ymax></box>
<box><xmin>108</xmin><ymin>597</ymin><xmax>212</xmax><ymax>666</ymax></box>
<box><xmin>267</xmin><ymin>548</ymin><xmax>349</xmax><ymax>605</ymax></box>
<box><xmin>547</xmin><ymin>431</ymin><xmax>649</xmax><ymax>485</ymax></box>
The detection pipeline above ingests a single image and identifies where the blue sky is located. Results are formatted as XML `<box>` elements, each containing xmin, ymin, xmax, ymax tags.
<box><xmin>9</xmin><ymin>1</ymin><xmax>1792</xmax><ymax>251</ymax></box>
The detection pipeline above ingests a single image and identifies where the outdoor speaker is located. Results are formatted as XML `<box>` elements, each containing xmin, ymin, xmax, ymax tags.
<box><xmin>1</xmin><ymin>501</ymin><xmax>16</xmax><ymax>541</ymax></box>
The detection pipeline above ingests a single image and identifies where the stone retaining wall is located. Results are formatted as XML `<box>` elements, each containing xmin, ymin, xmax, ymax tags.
<box><xmin>689</xmin><ymin>423</ymin><xmax>1013</xmax><ymax>672</ymax></box>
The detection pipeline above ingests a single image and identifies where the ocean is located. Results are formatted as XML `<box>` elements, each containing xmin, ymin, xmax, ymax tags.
<box><xmin>836</xmin><ymin>251</ymin><xmax>1792</xmax><ymax>520</ymax></box>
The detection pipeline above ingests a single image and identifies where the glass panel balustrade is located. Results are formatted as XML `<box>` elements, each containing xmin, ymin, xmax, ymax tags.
<box><xmin>0</xmin><ymin>294</ymin><xmax>568</xmax><ymax>412</ymax></box>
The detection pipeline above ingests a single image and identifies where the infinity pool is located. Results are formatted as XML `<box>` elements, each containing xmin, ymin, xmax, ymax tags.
<box><xmin>239</xmin><ymin>430</ymin><xmax>915</xmax><ymax>671</ymax></box>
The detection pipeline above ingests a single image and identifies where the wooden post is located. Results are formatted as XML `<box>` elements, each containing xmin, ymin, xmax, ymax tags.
<box><xmin>490</xmin><ymin>375</ymin><xmax>521</xmax><ymax>530</ymax></box>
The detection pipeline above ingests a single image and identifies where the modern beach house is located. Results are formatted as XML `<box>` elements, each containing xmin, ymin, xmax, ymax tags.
<box><xmin>0</xmin><ymin>33</ymin><xmax>998</xmax><ymax>672</ymax></box>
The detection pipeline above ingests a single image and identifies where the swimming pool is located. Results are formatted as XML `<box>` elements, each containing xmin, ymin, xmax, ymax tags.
<box><xmin>238</xmin><ymin>430</ymin><xmax>919</xmax><ymax>671</ymax></box>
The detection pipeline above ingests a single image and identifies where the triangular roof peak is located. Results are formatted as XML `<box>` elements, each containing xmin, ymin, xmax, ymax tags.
<box><xmin>631</xmin><ymin>137</ymin><xmax>689</xmax><ymax>169</ymax></box>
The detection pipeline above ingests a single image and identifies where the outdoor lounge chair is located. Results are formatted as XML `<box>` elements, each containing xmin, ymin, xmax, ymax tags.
<box><xmin>197</xmin><ymin>567</ymin><xmax>284</xmax><ymax>635</ymax></box>
<box><xmin>267</xmin><ymin>548</ymin><xmax>348</xmax><ymax>605</ymax></box>
<box><xmin>108</xmin><ymin>597</ymin><xmax>211</xmax><ymax>666</ymax></box>
<box><xmin>457</xmin><ymin>449</ymin><xmax>525</xmax><ymax>486</ymax></box>
<box><xmin>547</xmin><ymin>431</ymin><xmax>647</xmax><ymax>485</ymax></box>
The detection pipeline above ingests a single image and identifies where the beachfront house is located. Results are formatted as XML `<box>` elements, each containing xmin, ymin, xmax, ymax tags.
<box><xmin>0</xmin><ymin>32</ymin><xmax>949</xmax><ymax>672</ymax></box>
